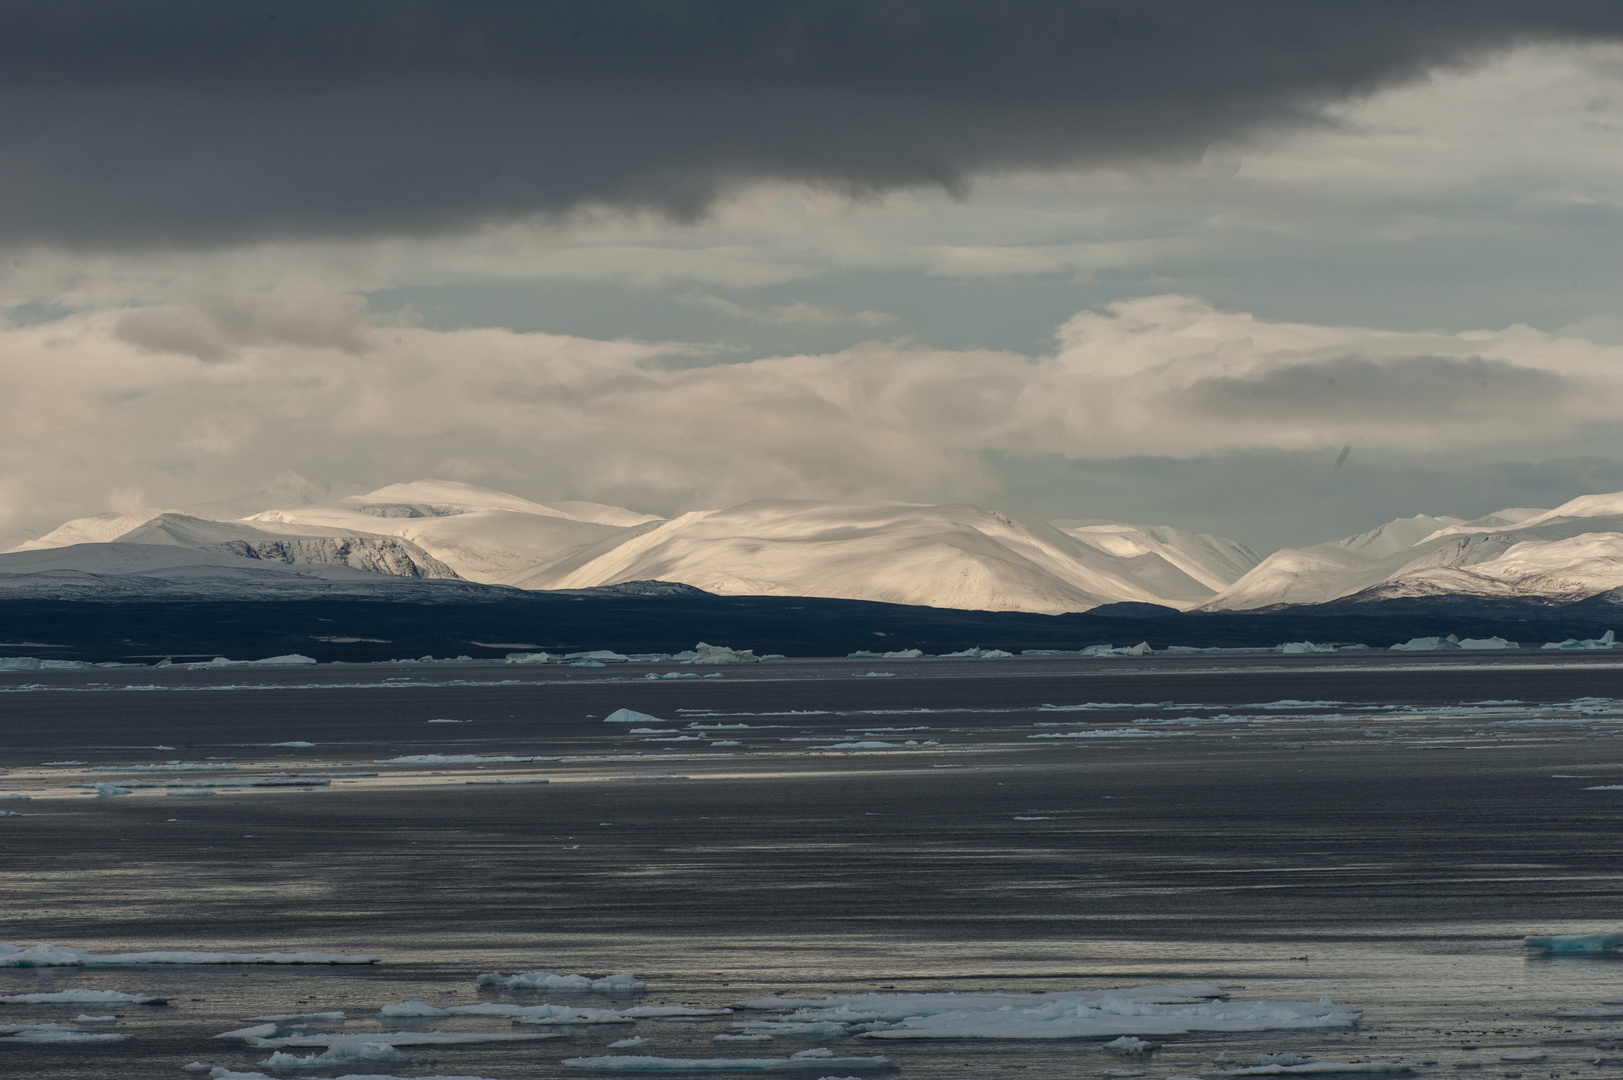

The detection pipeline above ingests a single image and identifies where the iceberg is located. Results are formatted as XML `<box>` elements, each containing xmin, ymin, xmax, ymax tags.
<box><xmin>268</xmin><ymin>741</ymin><xmax>316</xmax><ymax>748</ymax></box>
<box><xmin>477</xmin><ymin>970</ymin><xmax>647</xmax><ymax>992</ymax></box>
<box><xmin>1543</xmin><ymin>631</ymin><xmax>1617</xmax><ymax>650</ymax></box>
<box><xmin>732</xmin><ymin>985</ymin><xmax>1360</xmax><ymax>1040</ymax></box>
<box><xmin>1029</xmin><ymin>728</ymin><xmax>1174</xmax><ymax>739</ymax></box>
<box><xmin>193</xmin><ymin>654</ymin><xmax>318</xmax><ymax>667</ymax></box>
<box><xmin>604</xmin><ymin>709</ymin><xmax>671</xmax><ymax>725</ymax></box>
<box><xmin>689</xmin><ymin>643</ymin><xmax>760</xmax><ymax>665</ymax></box>
<box><xmin>1389</xmin><ymin>636</ymin><xmax>1457</xmax><ymax>651</ymax></box>
<box><xmin>1458</xmin><ymin>637</ymin><xmax>1517</xmax><ymax>650</ymax></box>
<box><xmin>506</xmin><ymin>651</ymin><xmax>553</xmax><ymax>664</ymax></box>
<box><xmin>563</xmin><ymin>1049</ymin><xmax>892</xmax><ymax>1071</ymax></box>
<box><xmin>1523</xmin><ymin>932</ymin><xmax>1623</xmax><ymax>953</ymax></box>
<box><xmin>0</xmin><ymin>943</ymin><xmax>378</xmax><ymax>966</ymax></box>
<box><xmin>260</xmin><ymin>1044</ymin><xmax>412</xmax><ymax>1068</ymax></box>
<box><xmin>568</xmin><ymin>650</ymin><xmax>630</xmax><ymax>663</ymax></box>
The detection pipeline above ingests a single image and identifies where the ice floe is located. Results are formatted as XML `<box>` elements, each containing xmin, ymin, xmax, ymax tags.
<box><xmin>0</xmin><ymin>1021</ymin><xmax>129</xmax><ymax>1042</ymax></box>
<box><xmin>379</xmin><ymin>1000</ymin><xmax>633</xmax><ymax>1024</ymax></box>
<box><xmin>260</xmin><ymin>1044</ymin><xmax>413</xmax><ymax>1067</ymax></box>
<box><xmin>1029</xmin><ymin>728</ymin><xmax>1178</xmax><ymax>739</ymax></box>
<box><xmin>218</xmin><ymin>1023</ymin><xmax>560</xmax><ymax>1048</ymax></box>
<box><xmin>268</xmin><ymin>741</ymin><xmax>316</xmax><ymax>749</ymax></box>
<box><xmin>610</xmin><ymin>1036</ymin><xmax>649</xmax><ymax>1048</ymax></box>
<box><xmin>733</xmin><ymin>985</ymin><xmax>1360</xmax><ymax>1040</ymax></box>
<box><xmin>564</xmin><ymin>1049</ymin><xmax>891</xmax><ymax>1071</ymax></box>
<box><xmin>202</xmin><ymin>1071</ymin><xmax>496</xmax><ymax>1080</ymax></box>
<box><xmin>1203</xmin><ymin>1065</ymin><xmax>1412</xmax><ymax>1076</ymax></box>
<box><xmin>93</xmin><ymin>762</ymin><xmax>237</xmax><ymax>772</ymax></box>
<box><xmin>374</xmin><ymin>754</ymin><xmax>555</xmax><ymax>765</ymax></box>
<box><xmin>0</xmin><ymin>988</ymin><xmax>170</xmax><ymax>1004</ymax></box>
<box><xmin>245</xmin><ymin>1011</ymin><xmax>347</xmax><ymax>1023</ymax></box>
<box><xmin>477</xmin><ymin>970</ymin><xmax>647</xmax><ymax>992</ymax></box>
<box><xmin>1523</xmin><ymin>932</ymin><xmax>1623</xmax><ymax>953</ymax></box>
<box><xmin>0</xmin><ymin>943</ymin><xmax>378</xmax><ymax>966</ymax></box>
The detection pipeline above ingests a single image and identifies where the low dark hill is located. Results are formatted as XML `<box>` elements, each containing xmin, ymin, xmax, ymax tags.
<box><xmin>2</xmin><ymin>585</ymin><xmax>1621</xmax><ymax>663</ymax></box>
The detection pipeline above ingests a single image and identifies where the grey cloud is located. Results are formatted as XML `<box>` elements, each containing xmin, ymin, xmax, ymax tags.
<box><xmin>6</xmin><ymin>2</ymin><xmax>1623</xmax><ymax>248</ymax></box>
<box><xmin>114</xmin><ymin>287</ymin><xmax>373</xmax><ymax>362</ymax></box>
<box><xmin>1175</xmin><ymin>355</ymin><xmax>1572</xmax><ymax>423</ymax></box>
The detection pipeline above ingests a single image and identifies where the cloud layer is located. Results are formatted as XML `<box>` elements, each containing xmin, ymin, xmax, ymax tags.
<box><xmin>4</xmin><ymin>291</ymin><xmax>1620</xmax><ymax>546</ymax></box>
<box><xmin>5</xmin><ymin>2</ymin><xmax>1623</xmax><ymax>247</ymax></box>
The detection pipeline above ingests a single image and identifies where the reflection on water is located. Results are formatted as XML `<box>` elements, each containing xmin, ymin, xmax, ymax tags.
<box><xmin>2</xmin><ymin>655</ymin><xmax>1622</xmax><ymax>1078</ymax></box>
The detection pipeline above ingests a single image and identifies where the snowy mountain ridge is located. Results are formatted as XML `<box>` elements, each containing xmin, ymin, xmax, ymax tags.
<box><xmin>12</xmin><ymin>478</ymin><xmax>1623</xmax><ymax>613</ymax></box>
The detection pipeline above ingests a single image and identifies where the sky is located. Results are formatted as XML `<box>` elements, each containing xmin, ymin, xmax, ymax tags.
<box><xmin>6</xmin><ymin>2</ymin><xmax>1623</xmax><ymax>551</ymax></box>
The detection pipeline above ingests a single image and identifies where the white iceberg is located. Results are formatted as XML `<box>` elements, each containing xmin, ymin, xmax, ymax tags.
<box><xmin>506</xmin><ymin>651</ymin><xmax>553</xmax><ymax>664</ymax></box>
<box><xmin>689</xmin><ymin>643</ymin><xmax>759</xmax><ymax>665</ymax></box>
<box><xmin>194</xmin><ymin>655</ymin><xmax>318</xmax><ymax>667</ymax></box>
<box><xmin>733</xmin><ymin>985</ymin><xmax>1360</xmax><ymax>1040</ymax></box>
<box><xmin>1543</xmin><ymin>631</ymin><xmax>1617</xmax><ymax>650</ymax></box>
<box><xmin>260</xmin><ymin>1043</ymin><xmax>413</xmax><ymax>1067</ymax></box>
<box><xmin>1523</xmin><ymin>932</ymin><xmax>1623</xmax><ymax>953</ymax></box>
<box><xmin>0</xmin><ymin>943</ymin><xmax>378</xmax><ymax>966</ymax></box>
<box><xmin>477</xmin><ymin>970</ymin><xmax>647</xmax><ymax>992</ymax></box>
<box><xmin>604</xmin><ymin>709</ymin><xmax>671</xmax><ymax>725</ymax></box>
<box><xmin>1389</xmin><ymin>637</ymin><xmax>1457</xmax><ymax>651</ymax></box>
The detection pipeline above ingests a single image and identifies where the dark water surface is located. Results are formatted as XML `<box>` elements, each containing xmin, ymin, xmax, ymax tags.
<box><xmin>3</xmin><ymin>654</ymin><xmax>1623</xmax><ymax>1079</ymax></box>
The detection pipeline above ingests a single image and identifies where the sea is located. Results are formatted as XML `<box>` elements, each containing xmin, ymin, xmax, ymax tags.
<box><xmin>2</xmin><ymin>652</ymin><xmax>1621</xmax><ymax>1080</ymax></box>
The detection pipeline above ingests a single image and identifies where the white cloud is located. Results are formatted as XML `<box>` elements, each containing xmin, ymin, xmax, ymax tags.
<box><xmin>1</xmin><ymin>291</ymin><xmax>1618</xmax><ymax>545</ymax></box>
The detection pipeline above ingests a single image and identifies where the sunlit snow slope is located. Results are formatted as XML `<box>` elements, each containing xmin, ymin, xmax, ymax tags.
<box><xmin>5</xmin><ymin>483</ymin><xmax>1261</xmax><ymax>612</ymax></box>
<box><xmin>1205</xmin><ymin>491</ymin><xmax>1623</xmax><ymax>609</ymax></box>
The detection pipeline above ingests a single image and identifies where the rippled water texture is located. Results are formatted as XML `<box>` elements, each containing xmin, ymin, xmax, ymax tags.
<box><xmin>2</xmin><ymin>653</ymin><xmax>1622</xmax><ymax>1079</ymax></box>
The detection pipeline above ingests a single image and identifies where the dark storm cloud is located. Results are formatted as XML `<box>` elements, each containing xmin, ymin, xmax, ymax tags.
<box><xmin>1176</xmin><ymin>355</ymin><xmax>1571</xmax><ymax>422</ymax></box>
<box><xmin>4</xmin><ymin>1</ymin><xmax>1622</xmax><ymax>248</ymax></box>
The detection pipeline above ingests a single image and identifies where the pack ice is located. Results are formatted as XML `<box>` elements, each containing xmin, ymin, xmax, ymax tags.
<box><xmin>0</xmin><ymin>943</ymin><xmax>379</xmax><ymax>966</ymax></box>
<box><xmin>563</xmin><ymin>1049</ymin><xmax>892</xmax><ymax>1071</ymax></box>
<box><xmin>0</xmin><ymin>1021</ymin><xmax>129</xmax><ymax>1043</ymax></box>
<box><xmin>0</xmin><ymin>988</ymin><xmax>170</xmax><ymax>1004</ymax></box>
<box><xmin>732</xmin><ymin>985</ymin><xmax>1361</xmax><ymax>1040</ymax></box>
<box><xmin>477</xmin><ymin>970</ymin><xmax>647</xmax><ymax>991</ymax></box>
<box><xmin>1523</xmin><ymin>932</ymin><xmax>1623</xmax><ymax>953</ymax></box>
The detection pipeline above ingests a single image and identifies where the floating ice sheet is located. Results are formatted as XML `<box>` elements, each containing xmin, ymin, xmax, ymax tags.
<box><xmin>0</xmin><ymin>1021</ymin><xmax>129</xmax><ymax>1043</ymax></box>
<box><xmin>1203</xmin><ymin>1065</ymin><xmax>1413</xmax><ymax>1076</ymax></box>
<box><xmin>478</xmin><ymin>970</ymin><xmax>647</xmax><ymax>992</ymax></box>
<box><xmin>734</xmin><ymin>985</ymin><xmax>1359</xmax><ymax>1040</ymax></box>
<box><xmin>203</xmin><ymin>1070</ymin><xmax>497</xmax><ymax>1080</ymax></box>
<box><xmin>374</xmin><ymin>754</ymin><xmax>556</xmax><ymax>765</ymax></box>
<box><xmin>0</xmin><ymin>943</ymin><xmax>378</xmax><ymax>966</ymax></box>
<box><xmin>1523</xmin><ymin>932</ymin><xmax>1623</xmax><ymax>953</ymax></box>
<box><xmin>564</xmin><ymin>1049</ymin><xmax>891</xmax><ymax>1071</ymax></box>
<box><xmin>219</xmin><ymin>1024</ymin><xmax>560</xmax><ymax>1048</ymax></box>
<box><xmin>0</xmin><ymin>988</ymin><xmax>170</xmax><ymax>1004</ymax></box>
<box><xmin>380</xmin><ymin>1000</ymin><xmax>633</xmax><ymax>1024</ymax></box>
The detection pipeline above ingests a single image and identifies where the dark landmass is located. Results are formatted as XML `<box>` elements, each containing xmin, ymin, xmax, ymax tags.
<box><xmin>2</xmin><ymin>584</ymin><xmax>1621</xmax><ymax>663</ymax></box>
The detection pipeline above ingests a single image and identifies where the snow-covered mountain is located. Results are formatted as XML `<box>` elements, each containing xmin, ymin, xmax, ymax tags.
<box><xmin>33</xmin><ymin>475</ymin><xmax>1623</xmax><ymax>614</ymax></box>
<box><xmin>521</xmin><ymin>500</ymin><xmax>1258</xmax><ymax>614</ymax></box>
<box><xmin>3</xmin><ymin>481</ymin><xmax>1260</xmax><ymax>612</ymax></box>
<box><xmin>1205</xmin><ymin>492</ymin><xmax>1623</xmax><ymax>609</ymax></box>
